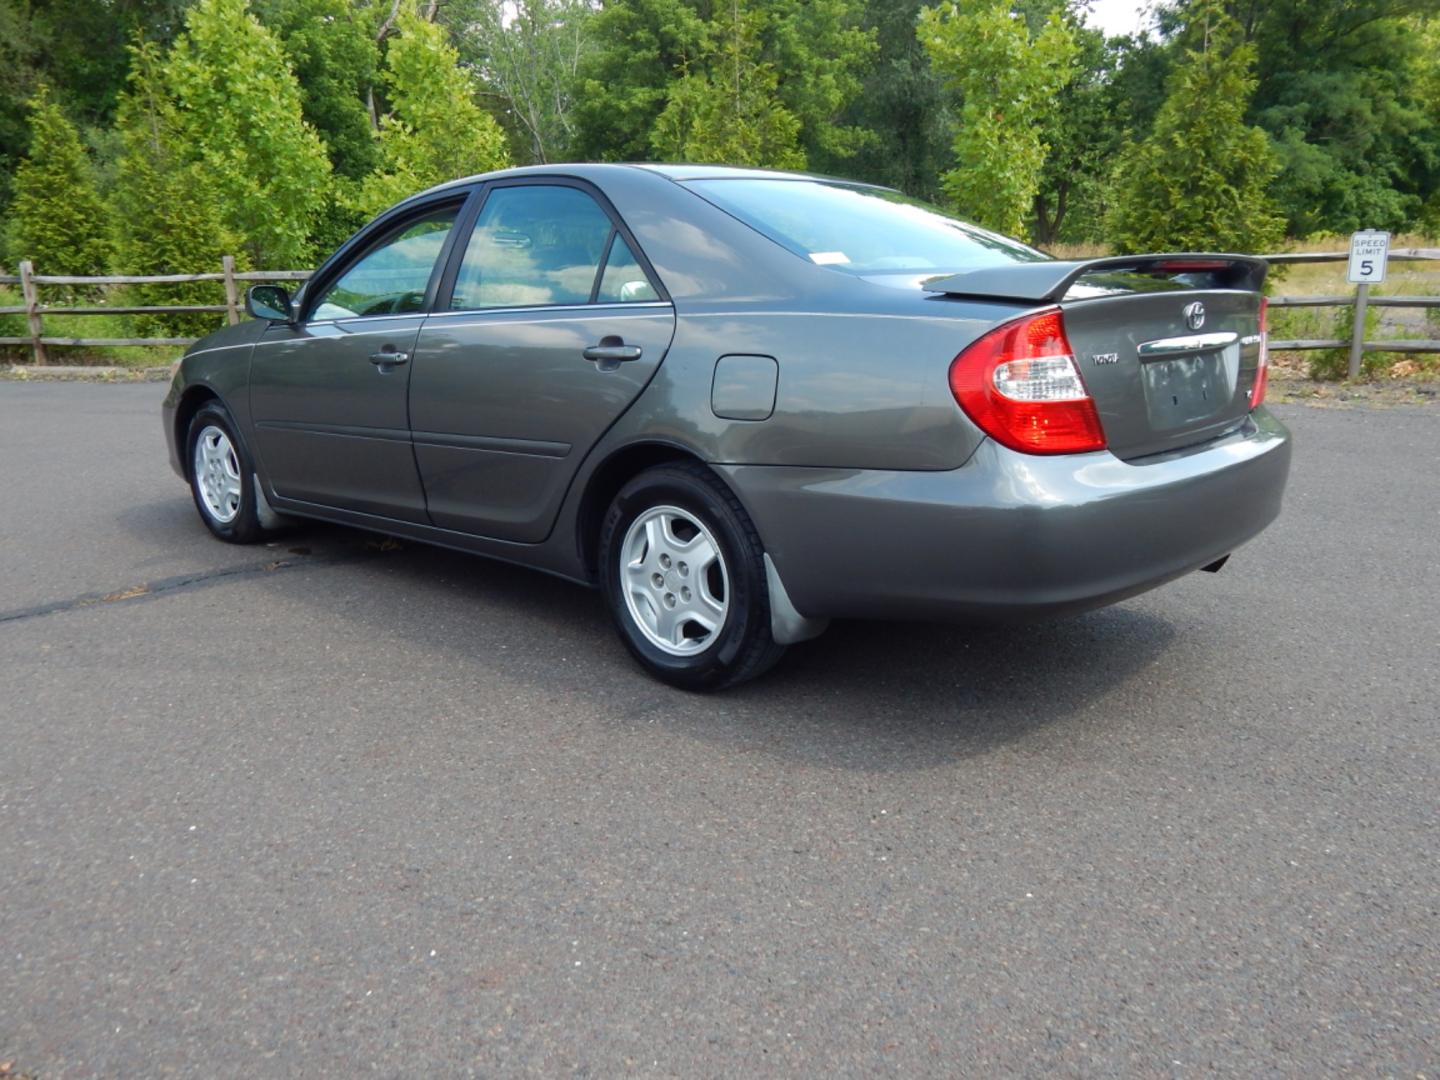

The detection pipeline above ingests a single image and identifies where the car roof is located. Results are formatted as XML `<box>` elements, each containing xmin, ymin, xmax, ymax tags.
<box><xmin>406</xmin><ymin>162</ymin><xmax>885</xmax><ymax>205</ymax></box>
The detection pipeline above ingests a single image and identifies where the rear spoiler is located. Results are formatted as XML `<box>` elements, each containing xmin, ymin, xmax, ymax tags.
<box><xmin>923</xmin><ymin>254</ymin><xmax>1268</xmax><ymax>303</ymax></box>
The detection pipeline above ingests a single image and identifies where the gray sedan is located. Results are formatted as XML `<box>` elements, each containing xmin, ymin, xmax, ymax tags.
<box><xmin>162</xmin><ymin>164</ymin><xmax>1291</xmax><ymax>689</ymax></box>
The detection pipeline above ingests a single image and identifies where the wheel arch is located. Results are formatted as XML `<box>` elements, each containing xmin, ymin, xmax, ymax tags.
<box><xmin>575</xmin><ymin>440</ymin><xmax>714</xmax><ymax>579</ymax></box>
<box><xmin>174</xmin><ymin>384</ymin><xmax>223</xmax><ymax>479</ymax></box>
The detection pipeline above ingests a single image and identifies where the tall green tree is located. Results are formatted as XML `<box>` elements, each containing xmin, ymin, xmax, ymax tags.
<box><xmin>1105</xmin><ymin>15</ymin><xmax>1285</xmax><ymax>253</ymax></box>
<box><xmin>1031</xmin><ymin>17</ymin><xmax>1127</xmax><ymax>244</ymax></box>
<box><xmin>1155</xmin><ymin>0</ymin><xmax>1439</xmax><ymax>235</ymax></box>
<box><xmin>111</xmin><ymin>41</ymin><xmax>244</xmax><ymax>337</ymax></box>
<box><xmin>572</xmin><ymin>0</ymin><xmax>874</xmax><ymax>168</ymax></box>
<box><xmin>819</xmin><ymin>0</ymin><xmax>951</xmax><ymax>200</ymax></box>
<box><xmin>919</xmin><ymin>0</ymin><xmax>1078</xmax><ymax>239</ymax></box>
<box><xmin>7</xmin><ymin>86</ymin><xmax>113</xmax><ymax>277</ymax></box>
<box><xmin>447</xmin><ymin>0</ymin><xmax>594</xmax><ymax>164</ymax></box>
<box><xmin>650</xmin><ymin>0</ymin><xmax>805</xmax><ymax>167</ymax></box>
<box><xmin>352</xmin><ymin>1</ymin><xmax>511</xmax><ymax>220</ymax></box>
<box><xmin>571</xmin><ymin>0</ymin><xmax>709</xmax><ymax>162</ymax></box>
<box><xmin>253</xmin><ymin>0</ymin><xmax>382</xmax><ymax>181</ymax></box>
<box><xmin>164</xmin><ymin>0</ymin><xmax>331</xmax><ymax>266</ymax></box>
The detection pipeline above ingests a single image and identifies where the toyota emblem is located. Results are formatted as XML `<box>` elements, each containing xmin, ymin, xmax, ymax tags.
<box><xmin>1183</xmin><ymin>301</ymin><xmax>1206</xmax><ymax>330</ymax></box>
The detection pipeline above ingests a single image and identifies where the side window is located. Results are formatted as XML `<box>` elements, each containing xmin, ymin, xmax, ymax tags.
<box><xmin>596</xmin><ymin>235</ymin><xmax>659</xmax><ymax>303</ymax></box>
<box><xmin>310</xmin><ymin>206</ymin><xmax>459</xmax><ymax>321</ymax></box>
<box><xmin>450</xmin><ymin>186</ymin><xmax>614</xmax><ymax>310</ymax></box>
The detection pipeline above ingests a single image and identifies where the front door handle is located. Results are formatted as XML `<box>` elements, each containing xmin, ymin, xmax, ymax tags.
<box><xmin>583</xmin><ymin>341</ymin><xmax>642</xmax><ymax>364</ymax></box>
<box><xmin>369</xmin><ymin>348</ymin><xmax>410</xmax><ymax>368</ymax></box>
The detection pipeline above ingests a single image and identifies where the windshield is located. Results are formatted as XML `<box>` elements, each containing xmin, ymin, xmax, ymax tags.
<box><xmin>682</xmin><ymin>178</ymin><xmax>1049</xmax><ymax>275</ymax></box>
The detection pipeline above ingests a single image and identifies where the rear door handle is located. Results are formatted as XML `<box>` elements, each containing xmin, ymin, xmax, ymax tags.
<box><xmin>583</xmin><ymin>343</ymin><xmax>642</xmax><ymax>363</ymax></box>
<box><xmin>369</xmin><ymin>349</ymin><xmax>409</xmax><ymax>367</ymax></box>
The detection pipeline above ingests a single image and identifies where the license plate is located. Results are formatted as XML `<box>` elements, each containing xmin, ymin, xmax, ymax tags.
<box><xmin>1142</xmin><ymin>353</ymin><xmax>1233</xmax><ymax>429</ymax></box>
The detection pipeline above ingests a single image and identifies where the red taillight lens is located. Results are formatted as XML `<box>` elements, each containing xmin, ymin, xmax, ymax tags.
<box><xmin>948</xmin><ymin>308</ymin><xmax>1107</xmax><ymax>455</ymax></box>
<box><xmin>1249</xmin><ymin>296</ymin><xmax>1269</xmax><ymax>410</ymax></box>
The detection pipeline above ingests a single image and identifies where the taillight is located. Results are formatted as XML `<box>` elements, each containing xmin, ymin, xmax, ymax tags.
<box><xmin>1249</xmin><ymin>297</ymin><xmax>1269</xmax><ymax>410</ymax></box>
<box><xmin>948</xmin><ymin>308</ymin><xmax>1107</xmax><ymax>455</ymax></box>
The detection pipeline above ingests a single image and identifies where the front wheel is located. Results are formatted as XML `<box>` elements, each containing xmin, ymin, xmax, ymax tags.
<box><xmin>598</xmin><ymin>463</ymin><xmax>786</xmax><ymax>691</ymax></box>
<box><xmin>186</xmin><ymin>401</ymin><xmax>268</xmax><ymax>544</ymax></box>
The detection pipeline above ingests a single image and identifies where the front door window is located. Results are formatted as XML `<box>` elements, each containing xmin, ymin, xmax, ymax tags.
<box><xmin>311</xmin><ymin>209</ymin><xmax>460</xmax><ymax>321</ymax></box>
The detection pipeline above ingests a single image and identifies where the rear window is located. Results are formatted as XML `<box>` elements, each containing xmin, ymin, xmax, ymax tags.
<box><xmin>682</xmin><ymin>178</ymin><xmax>1049</xmax><ymax>276</ymax></box>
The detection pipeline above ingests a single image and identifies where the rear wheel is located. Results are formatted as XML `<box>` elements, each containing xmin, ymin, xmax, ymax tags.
<box><xmin>186</xmin><ymin>401</ymin><xmax>267</xmax><ymax>544</ymax></box>
<box><xmin>599</xmin><ymin>463</ymin><xmax>785</xmax><ymax>690</ymax></box>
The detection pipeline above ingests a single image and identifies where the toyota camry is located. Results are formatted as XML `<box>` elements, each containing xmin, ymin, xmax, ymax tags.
<box><xmin>163</xmin><ymin>164</ymin><xmax>1291</xmax><ymax>689</ymax></box>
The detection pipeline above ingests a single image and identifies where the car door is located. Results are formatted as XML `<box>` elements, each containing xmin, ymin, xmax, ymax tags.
<box><xmin>408</xmin><ymin>180</ymin><xmax>676</xmax><ymax>542</ymax></box>
<box><xmin>248</xmin><ymin>196</ymin><xmax>468</xmax><ymax>522</ymax></box>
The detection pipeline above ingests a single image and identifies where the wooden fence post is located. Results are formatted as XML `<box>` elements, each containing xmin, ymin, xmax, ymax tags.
<box><xmin>222</xmin><ymin>255</ymin><xmax>240</xmax><ymax>326</ymax></box>
<box><xmin>18</xmin><ymin>259</ymin><xmax>47</xmax><ymax>366</ymax></box>
<box><xmin>1348</xmin><ymin>282</ymin><xmax>1370</xmax><ymax>380</ymax></box>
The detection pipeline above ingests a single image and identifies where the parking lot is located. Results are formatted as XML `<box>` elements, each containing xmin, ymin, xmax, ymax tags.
<box><xmin>1</xmin><ymin>381</ymin><xmax>1436</xmax><ymax>1076</ymax></box>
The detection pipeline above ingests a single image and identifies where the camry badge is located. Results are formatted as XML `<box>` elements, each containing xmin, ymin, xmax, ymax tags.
<box><xmin>1183</xmin><ymin>301</ymin><xmax>1206</xmax><ymax>330</ymax></box>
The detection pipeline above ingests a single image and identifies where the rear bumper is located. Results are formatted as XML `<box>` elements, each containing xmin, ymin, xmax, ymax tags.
<box><xmin>719</xmin><ymin>408</ymin><xmax>1292</xmax><ymax>622</ymax></box>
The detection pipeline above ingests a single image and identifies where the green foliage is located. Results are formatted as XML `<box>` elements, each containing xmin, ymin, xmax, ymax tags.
<box><xmin>352</xmin><ymin>2</ymin><xmax>510</xmax><ymax>221</ymax></box>
<box><xmin>165</xmin><ymin>0</ymin><xmax>331</xmax><ymax>266</ymax></box>
<box><xmin>919</xmin><ymin>0</ymin><xmax>1079</xmax><ymax>240</ymax></box>
<box><xmin>447</xmin><ymin>0</ymin><xmax>594</xmax><ymax>164</ymax></box>
<box><xmin>572</xmin><ymin>0</ymin><xmax>874</xmax><ymax>168</ymax></box>
<box><xmin>111</xmin><ymin>42</ymin><xmax>243</xmax><ymax>338</ymax></box>
<box><xmin>1031</xmin><ymin>17</ymin><xmax>1126</xmax><ymax>244</ymax></box>
<box><xmin>253</xmin><ymin>0</ymin><xmax>382</xmax><ymax>181</ymax></box>
<box><xmin>1105</xmin><ymin>19</ymin><xmax>1285</xmax><ymax>254</ymax></box>
<box><xmin>822</xmin><ymin>0</ymin><xmax>950</xmax><ymax>200</ymax></box>
<box><xmin>1306</xmin><ymin>302</ymin><xmax>1388</xmax><ymax>382</ymax></box>
<box><xmin>7</xmin><ymin>87</ymin><xmax>113</xmax><ymax>279</ymax></box>
<box><xmin>650</xmin><ymin>0</ymin><xmax>805</xmax><ymax>167</ymax></box>
<box><xmin>1197</xmin><ymin>0</ymin><xmax>1440</xmax><ymax>237</ymax></box>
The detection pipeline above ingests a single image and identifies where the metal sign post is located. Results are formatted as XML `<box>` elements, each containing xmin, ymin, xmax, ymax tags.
<box><xmin>1347</xmin><ymin>230</ymin><xmax>1389</xmax><ymax>378</ymax></box>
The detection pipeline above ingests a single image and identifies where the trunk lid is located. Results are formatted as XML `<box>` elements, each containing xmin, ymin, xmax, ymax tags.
<box><xmin>926</xmin><ymin>256</ymin><xmax>1267</xmax><ymax>461</ymax></box>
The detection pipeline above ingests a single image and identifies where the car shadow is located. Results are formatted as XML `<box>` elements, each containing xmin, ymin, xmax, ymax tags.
<box><xmin>118</xmin><ymin>502</ymin><xmax>1178</xmax><ymax>772</ymax></box>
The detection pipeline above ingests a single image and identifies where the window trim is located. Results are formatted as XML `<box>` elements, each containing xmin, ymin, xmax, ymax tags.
<box><xmin>297</xmin><ymin>189</ymin><xmax>478</xmax><ymax>325</ymax></box>
<box><xmin>434</xmin><ymin>176</ymin><xmax>670</xmax><ymax>316</ymax></box>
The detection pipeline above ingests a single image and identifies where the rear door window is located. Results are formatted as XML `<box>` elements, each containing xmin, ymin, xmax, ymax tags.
<box><xmin>450</xmin><ymin>185</ymin><xmax>616</xmax><ymax>310</ymax></box>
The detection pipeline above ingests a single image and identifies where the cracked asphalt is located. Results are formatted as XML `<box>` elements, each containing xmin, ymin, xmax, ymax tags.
<box><xmin>1</xmin><ymin>382</ymin><xmax>1437</xmax><ymax>1077</ymax></box>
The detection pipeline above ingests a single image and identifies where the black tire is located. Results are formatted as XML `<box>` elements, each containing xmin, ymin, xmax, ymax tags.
<box><xmin>185</xmin><ymin>401</ymin><xmax>268</xmax><ymax>544</ymax></box>
<box><xmin>598</xmin><ymin>462</ymin><xmax>786</xmax><ymax>691</ymax></box>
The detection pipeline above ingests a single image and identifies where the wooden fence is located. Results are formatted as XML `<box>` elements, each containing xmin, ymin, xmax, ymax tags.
<box><xmin>0</xmin><ymin>258</ymin><xmax>312</xmax><ymax>366</ymax></box>
<box><xmin>1264</xmin><ymin>247</ymin><xmax>1440</xmax><ymax>378</ymax></box>
<box><xmin>3</xmin><ymin>250</ymin><xmax>1439</xmax><ymax>378</ymax></box>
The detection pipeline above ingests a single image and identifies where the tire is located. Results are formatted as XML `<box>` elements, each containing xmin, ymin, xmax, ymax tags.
<box><xmin>598</xmin><ymin>462</ymin><xmax>786</xmax><ymax>691</ymax></box>
<box><xmin>185</xmin><ymin>401</ymin><xmax>268</xmax><ymax>544</ymax></box>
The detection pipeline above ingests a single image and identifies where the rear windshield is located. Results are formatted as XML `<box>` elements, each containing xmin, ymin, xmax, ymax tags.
<box><xmin>682</xmin><ymin>178</ymin><xmax>1049</xmax><ymax>275</ymax></box>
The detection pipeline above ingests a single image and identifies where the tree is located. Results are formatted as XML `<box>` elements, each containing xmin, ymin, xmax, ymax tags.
<box><xmin>352</xmin><ymin>1</ymin><xmax>511</xmax><ymax>220</ymax></box>
<box><xmin>1162</xmin><ymin>0</ymin><xmax>1440</xmax><ymax>236</ymax></box>
<box><xmin>164</xmin><ymin>0</ymin><xmax>331</xmax><ymax>266</ymax></box>
<box><xmin>253</xmin><ymin>0</ymin><xmax>382</xmax><ymax>181</ymax></box>
<box><xmin>819</xmin><ymin>0</ymin><xmax>951</xmax><ymax>200</ymax></box>
<box><xmin>111</xmin><ymin>41</ymin><xmax>245</xmax><ymax>337</ymax></box>
<box><xmin>1031</xmin><ymin>17</ymin><xmax>1127</xmax><ymax>245</ymax></box>
<box><xmin>447</xmin><ymin>0</ymin><xmax>594</xmax><ymax>164</ymax></box>
<box><xmin>7</xmin><ymin>86</ymin><xmax>112</xmax><ymax>277</ymax></box>
<box><xmin>650</xmin><ymin>0</ymin><xmax>806</xmax><ymax>167</ymax></box>
<box><xmin>919</xmin><ymin>0</ymin><xmax>1079</xmax><ymax>239</ymax></box>
<box><xmin>1105</xmin><ymin>15</ymin><xmax>1285</xmax><ymax>254</ymax></box>
<box><xmin>572</xmin><ymin>0</ymin><xmax>873</xmax><ymax>167</ymax></box>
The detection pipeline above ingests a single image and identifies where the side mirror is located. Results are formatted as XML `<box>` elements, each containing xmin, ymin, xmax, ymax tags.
<box><xmin>246</xmin><ymin>284</ymin><xmax>294</xmax><ymax>322</ymax></box>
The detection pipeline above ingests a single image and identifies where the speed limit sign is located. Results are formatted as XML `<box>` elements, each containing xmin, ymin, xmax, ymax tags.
<box><xmin>1347</xmin><ymin>230</ymin><xmax>1389</xmax><ymax>284</ymax></box>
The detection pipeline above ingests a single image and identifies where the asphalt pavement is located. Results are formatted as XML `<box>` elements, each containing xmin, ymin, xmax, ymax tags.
<box><xmin>1</xmin><ymin>382</ymin><xmax>1436</xmax><ymax>1077</ymax></box>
